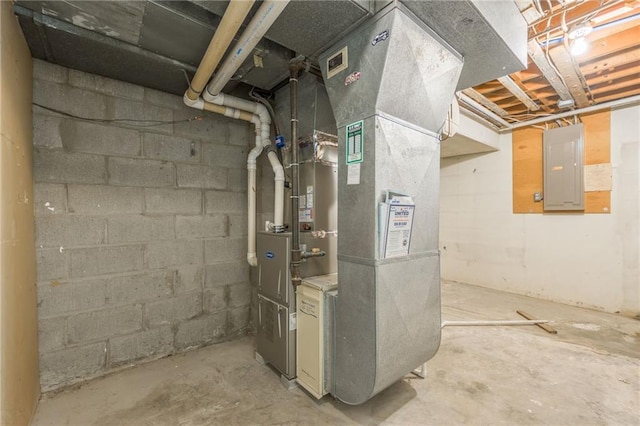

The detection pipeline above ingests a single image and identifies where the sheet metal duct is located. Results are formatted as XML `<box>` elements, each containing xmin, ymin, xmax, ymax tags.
<box><xmin>319</xmin><ymin>3</ymin><xmax>463</xmax><ymax>405</ymax></box>
<box><xmin>401</xmin><ymin>0</ymin><xmax>528</xmax><ymax>90</ymax></box>
<box><xmin>319</xmin><ymin>0</ymin><xmax>525</xmax><ymax>405</ymax></box>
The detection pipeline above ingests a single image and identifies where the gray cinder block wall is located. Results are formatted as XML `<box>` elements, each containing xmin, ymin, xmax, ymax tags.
<box><xmin>32</xmin><ymin>60</ymin><xmax>255</xmax><ymax>391</ymax></box>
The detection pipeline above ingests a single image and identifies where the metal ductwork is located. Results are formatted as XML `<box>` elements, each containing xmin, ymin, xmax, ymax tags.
<box><xmin>319</xmin><ymin>3</ymin><xmax>462</xmax><ymax>405</ymax></box>
<box><xmin>318</xmin><ymin>0</ymin><xmax>525</xmax><ymax>404</ymax></box>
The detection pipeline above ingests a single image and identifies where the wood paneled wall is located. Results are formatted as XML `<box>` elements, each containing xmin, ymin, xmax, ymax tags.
<box><xmin>512</xmin><ymin>110</ymin><xmax>611</xmax><ymax>214</ymax></box>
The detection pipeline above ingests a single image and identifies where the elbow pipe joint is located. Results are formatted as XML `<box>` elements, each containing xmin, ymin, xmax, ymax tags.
<box><xmin>264</xmin><ymin>143</ymin><xmax>278</xmax><ymax>156</ymax></box>
<box><xmin>204</xmin><ymin>90</ymin><xmax>271</xmax><ymax>125</ymax></box>
<box><xmin>203</xmin><ymin>90</ymin><xmax>223</xmax><ymax>105</ymax></box>
<box><xmin>247</xmin><ymin>253</ymin><xmax>258</xmax><ymax>267</ymax></box>
<box><xmin>183</xmin><ymin>93</ymin><xmax>204</xmax><ymax>110</ymax></box>
<box><xmin>247</xmin><ymin>145</ymin><xmax>263</xmax><ymax>166</ymax></box>
<box><xmin>266</xmin><ymin>151</ymin><xmax>285</xmax><ymax>181</ymax></box>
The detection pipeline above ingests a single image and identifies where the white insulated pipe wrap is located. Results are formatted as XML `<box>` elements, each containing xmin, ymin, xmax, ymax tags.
<box><xmin>183</xmin><ymin>0</ymin><xmax>289</xmax><ymax>266</ymax></box>
<box><xmin>186</xmin><ymin>0</ymin><xmax>254</xmax><ymax>100</ymax></box>
<box><xmin>206</xmin><ymin>0</ymin><xmax>290</xmax><ymax>97</ymax></box>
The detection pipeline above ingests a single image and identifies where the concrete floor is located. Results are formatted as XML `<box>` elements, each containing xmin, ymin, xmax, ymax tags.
<box><xmin>33</xmin><ymin>281</ymin><xmax>640</xmax><ymax>425</ymax></box>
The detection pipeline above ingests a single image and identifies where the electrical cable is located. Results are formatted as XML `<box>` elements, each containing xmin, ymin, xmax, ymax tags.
<box><xmin>33</xmin><ymin>102</ymin><xmax>206</xmax><ymax>128</ymax></box>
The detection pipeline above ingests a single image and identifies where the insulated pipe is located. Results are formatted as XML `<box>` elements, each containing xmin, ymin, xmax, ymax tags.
<box><xmin>202</xmin><ymin>101</ymin><xmax>256</xmax><ymax>123</ymax></box>
<box><xmin>184</xmin><ymin>0</ymin><xmax>254</xmax><ymax>101</ymax></box>
<box><xmin>205</xmin><ymin>0</ymin><xmax>290</xmax><ymax>98</ymax></box>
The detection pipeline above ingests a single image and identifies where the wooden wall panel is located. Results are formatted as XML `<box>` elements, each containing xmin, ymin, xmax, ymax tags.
<box><xmin>582</xmin><ymin>111</ymin><xmax>611</xmax><ymax>165</ymax></box>
<box><xmin>586</xmin><ymin>191</ymin><xmax>611</xmax><ymax>213</ymax></box>
<box><xmin>512</xmin><ymin>110</ymin><xmax>611</xmax><ymax>214</ymax></box>
<box><xmin>0</xmin><ymin>3</ymin><xmax>39</xmax><ymax>425</ymax></box>
<box><xmin>513</xmin><ymin>127</ymin><xmax>543</xmax><ymax>213</ymax></box>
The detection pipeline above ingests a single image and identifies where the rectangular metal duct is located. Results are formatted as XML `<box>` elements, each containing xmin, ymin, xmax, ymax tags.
<box><xmin>265</xmin><ymin>0</ymin><xmax>372</xmax><ymax>58</ymax></box>
<box><xmin>400</xmin><ymin>0</ymin><xmax>528</xmax><ymax>90</ymax></box>
<box><xmin>318</xmin><ymin>0</ymin><xmax>526</xmax><ymax>404</ymax></box>
<box><xmin>319</xmin><ymin>3</ymin><xmax>463</xmax><ymax>405</ymax></box>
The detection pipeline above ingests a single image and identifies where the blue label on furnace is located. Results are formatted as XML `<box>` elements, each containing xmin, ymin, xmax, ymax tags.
<box><xmin>265</xmin><ymin>251</ymin><xmax>275</xmax><ymax>259</ymax></box>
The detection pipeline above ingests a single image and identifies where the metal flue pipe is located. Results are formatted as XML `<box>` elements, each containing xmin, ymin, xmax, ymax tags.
<box><xmin>289</xmin><ymin>57</ymin><xmax>306</xmax><ymax>288</ymax></box>
<box><xmin>184</xmin><ymin>0</ymin><xmax>254</xmax><ymax>101</ymax></box>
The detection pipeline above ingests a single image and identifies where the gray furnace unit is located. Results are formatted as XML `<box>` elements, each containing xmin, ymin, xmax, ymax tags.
<box><xmin>256</xmin><ymin>232</ymin><xmax>296</xmax><ymax>379</ymax></box>
<box><xmin>257</xmin><ymin>73</ymin><xmax>339</xmax><ymax>383</ymax></box>
<box><xmin>258</xmin><ymin>0</ymin><xmax>526</xmax><ymax>404</ymax></box>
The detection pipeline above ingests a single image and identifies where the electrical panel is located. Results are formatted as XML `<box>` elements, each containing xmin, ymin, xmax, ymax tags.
<box><xmin>543</xmin><ymin>124</ymin><xmax>584</xmax><ymax>211</ymax></box>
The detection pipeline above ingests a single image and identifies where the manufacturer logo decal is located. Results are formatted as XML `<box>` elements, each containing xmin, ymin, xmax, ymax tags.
<box><xmin>344</xmin><ymin>71</ymin><xmax>361</xmax><ymax>86</ymax></box>
<box><xmin>372</xmin><ymin>30</ymin><xmax>389</xmax><ymax>46</ymax></box>
<box><xmin>265</xmin><ymin>251</ymin><xmax>275</xmax><ymax>259</ymax></box>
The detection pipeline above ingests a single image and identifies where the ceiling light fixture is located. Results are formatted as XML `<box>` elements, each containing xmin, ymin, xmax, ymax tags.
<box><xmin>557</xmin><ymin>99</ymin><xmax>575</xmax><ymax>109</ymax></box>
<box><xmin>567</xmin><ymin>22</ymin><xmax>592</xmax><ymax>56</ymax></box>
<box><xmin>570</xmin><ymin>36</ymin><xmax>589</xmax><ymax>55</ymax></box>
<box><xmin>567</xmin><ymin>22</ymin><xmax>593</xmax><ymax>39</ymax></box>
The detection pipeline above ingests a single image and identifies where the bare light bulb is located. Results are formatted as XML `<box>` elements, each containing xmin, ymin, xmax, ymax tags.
<box><xmin>570</xmin><ymin>37</ymin><xmax>589</xmax><ymax>56</ymax></box>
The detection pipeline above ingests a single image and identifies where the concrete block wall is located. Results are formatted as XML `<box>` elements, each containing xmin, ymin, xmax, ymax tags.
<box><xmin>32</xmin><ymin>60</ymin><xmax>253</xmax><ymax>391</ymax></box>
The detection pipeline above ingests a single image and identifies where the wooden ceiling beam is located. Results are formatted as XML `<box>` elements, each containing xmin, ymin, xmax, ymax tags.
<box><xmin>581</xmin><ymin>48</ymin><xmax>640</xmax><ymax>75</ymax></box>
<box><xmin>457</xmin><ymin>94</ymin><xmax>512</xmax><ymax>128</ymax></box>
<box><xmin>530</xmin><ymin>0</ymin><xmax>627</xmax><ymax>39</ymax></box>
<box><xmin>580</xmin><ymin>25</ymin><xmax>640</xmax><ymax>61</ymax></box>
<box><xmin>584</xmin><ymin>64</ymin><xmax>640</xmax><ymax>85</ymax></box>
<box><xmin>527</xmin><ymin>40</ymin><xmax>574</xmax><ymax>104</ymax></box>
<box><xmin>497</xmin><ymin>75</ymin><xmax>541</xmax><ymax>111</ymax></box>
<box><xmin>549</xmin><ymin>45</ymin><xmax>591</xmax><ymax>107</ymax></box>
<box><xmin>588</xmin><ymin>15</ymin><xmax>640</xmax><ymax>42</ymax></box>
<box><xmin>591</xmin><ymin>76</ymin><xmax>640</xmax><ymax>95</ymax></box>
<box><xmin>594</xmin><ymin>86</ymin><xmax>640</xmax><ymax>102</ymax></box>
<box><xmin>531</xmin><ymin>64</ymin><xmax>640</xmax><ymax>99</ymax></box>
<box><xmin>461</xmin><ymin>88</ymin><xmax>509</xmax><ymax>117</ymax></box>
<box><xmin>511</xmin><ymin>60</ymin><xmax>639</xmax><ymax>95</ymax></box>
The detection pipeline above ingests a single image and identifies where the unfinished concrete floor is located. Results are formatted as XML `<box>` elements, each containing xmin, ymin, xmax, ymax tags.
<box><xmin>33</xmin><ymin>281</ymin><xmax>640</xmax><ymax>425</ymax></box>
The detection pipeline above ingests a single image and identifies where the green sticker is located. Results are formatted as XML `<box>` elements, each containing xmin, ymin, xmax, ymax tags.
<box><xmin>346</xmin><ymin>120</ymin><xmax>363</xmax><ymax>164</ymax></box>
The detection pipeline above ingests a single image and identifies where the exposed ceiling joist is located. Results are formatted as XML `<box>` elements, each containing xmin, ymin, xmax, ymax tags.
<box><xmin>527</xmin><ymin>40</ymin><xmax>574</xmax><ymax>103</ymax></box>
<box><xmin>458</xmin><ymin>93</ymin><xmax>511</xmax><ymax>127</ymax></box>
<box><xmin>548</xmin><ymin>46</ymin><xmax>591</xmax><ymax>108</ymax></box>
<box><xmin>586</xmin><ymin>25</ymin><xmax>640</xmax><ymax>58</ymax></box>
<box><xmin>581</xmin><ymin>47</ymin><xmax>640</xmax><ymax>75</ymax></box>
<box><xmin>497</xmin><ymin>75</ymin><xmax>541</xmax><ymax>111</ymax></box>
<box><xmin>461</xmin><ymin>88</ymin><xmax>509</xmax><ymax>117</ymax></box>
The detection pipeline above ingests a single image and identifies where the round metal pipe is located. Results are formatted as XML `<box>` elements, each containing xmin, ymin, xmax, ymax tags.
<box><xmin>289</xmin><ymin>61</ymin><xmax>303</xmax><ymax>287</ymax></box>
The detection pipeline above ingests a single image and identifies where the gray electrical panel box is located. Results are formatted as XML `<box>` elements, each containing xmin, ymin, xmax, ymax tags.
<box><xmin>543</xmin><ymin>124</ymin><xmax>585</xmax><ymax>211</ymax></box>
